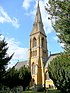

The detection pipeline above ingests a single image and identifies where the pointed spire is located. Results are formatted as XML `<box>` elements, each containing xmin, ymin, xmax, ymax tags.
<box><xmin>38</xmin><ymin>0</ymin><xmax>39</xmax><ymax>7</ymax></box>
<box><xmin>30</xmin><ymin>1</ymin><xmax>46</xmax><ymax>36</ymax></box>
<box><xmin>35</xmin><ymin>0</ymin><xmax>42</xmax><ymax>23</ymax></box>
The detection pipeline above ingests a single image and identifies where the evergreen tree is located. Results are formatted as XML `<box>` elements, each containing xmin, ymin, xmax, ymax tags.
<box><xmin>48</xmin><ymin>54</ymin><xmax>70</xmax><ymax>93</ymax></box>
<box><xmin>0</xmin><ymin>35</ymin><xmax>13</xmax><ymax>85</ymax></box>
<box><xmin>46</xmin><ymin>0</ymin><xmax>70</xmax><ymax>52</ymax></box>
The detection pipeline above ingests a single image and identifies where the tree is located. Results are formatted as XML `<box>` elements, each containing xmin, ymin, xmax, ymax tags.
<box><xmin>0</xmin><ymin>35</ymin><xmax>13</xmax><ymax>86</ymax></box>
<box><xmin>3</xmin><ymin>66</ymin><xmax>31</xmax><ymax>90</ymax></box>
<box><xmin>48</xmin><ymin>54</ymin><xmax>70</xmax><ymax>93</ymax></box>
<box><xmin>45</xmin><ymin>0</ymin><xmax>70</xmax><ymax>92</ymax></box>
<box><xmin>18</xmin><ymin>66</ymin><xmax>31</xmax><ymax>91</ymax></box>
<box><xmin>46</xmin><ymin>0</ymin><xmax>70</xmax><ymax>52</ymax></box>
<box><xmin>3</xmin><ymin>67</ymin><xmax>19</xmax><ymax>89</ymax></box>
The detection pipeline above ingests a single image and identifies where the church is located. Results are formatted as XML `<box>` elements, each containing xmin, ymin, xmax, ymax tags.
<box><xmin>15</xmin><ymin>1</ymin><xmax>58</xmax><ymax>88</ymax></box>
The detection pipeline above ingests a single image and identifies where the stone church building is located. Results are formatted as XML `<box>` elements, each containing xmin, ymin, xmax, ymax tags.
<box><xmin>15</xmin><ymin>2</ymin><xmax>58</xmax><ymax>88</ymax></box>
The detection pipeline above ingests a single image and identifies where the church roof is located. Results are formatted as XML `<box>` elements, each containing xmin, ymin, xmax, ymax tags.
<box><xmin>30</xmin><ymin>1</ymin><xmax>46</xmax><ymax>36</ymax></box>
<box><xmin>14</xmin><ymin>60</ymin><xmax>28</xmax><ymax>70</ymax></box>
<box><xmin>14</xmin><ymin>54</ymin><xmax>59</xmax><ymax>69</ymax></box>
<box><xmin>45</xmin><ymin>54</ymin><xmax>59</xmax><ymax>68</ymax></box>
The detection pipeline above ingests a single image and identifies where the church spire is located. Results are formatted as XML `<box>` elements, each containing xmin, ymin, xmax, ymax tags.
<box><xmin>30</xmin><ymin>1</ymin><xmax>46</xmax><ymax>36</ymax></box>
<box><xmin>35</xmin><ymin>1</ymin><xmax>42</xmax><ymax>23</ymax></box>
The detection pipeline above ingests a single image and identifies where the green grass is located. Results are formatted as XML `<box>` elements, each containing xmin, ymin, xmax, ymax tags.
<box><xmin>47</xmin><ymin>89</ymin><xmax>61</xmax><ymax>93</ymax></box>
<box><xmin>22</xmin><ymin>89</ymin><xmax>61</xmax><ymax>93</ymax></box>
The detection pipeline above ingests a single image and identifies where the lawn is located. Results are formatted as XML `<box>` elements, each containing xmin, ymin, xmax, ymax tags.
<box><xmin>22</xmin><ymin>89</ymin><xmax>61</xmax><ymax>93</ymax></box>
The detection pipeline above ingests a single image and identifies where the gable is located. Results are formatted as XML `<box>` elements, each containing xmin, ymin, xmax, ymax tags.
<box><xmin>45</xmin><ymin>54</ymin><xmax>58</xmax><ymax>68</ymax></box>
<box><xmin>14</xmin><ymin>60</ymin><xmax>28</xmax><ymax>70</ymax></box>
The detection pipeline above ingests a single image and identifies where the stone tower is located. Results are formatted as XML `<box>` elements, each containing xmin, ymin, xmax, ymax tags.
<box><xmin>28</xmin><ymin>1</ymin><xmax>48</xmax><ymax>87</ymax></box>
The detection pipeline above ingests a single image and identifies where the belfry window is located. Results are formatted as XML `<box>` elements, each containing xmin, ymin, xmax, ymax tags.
<box><xmin>42</xmin><ymin>38</ymin><xmax>44</xmax><ymax>47</ymax></box>
<box><xmin>33</xmin><ymin>37</ymin><xmax>37</xmax><ymax>47</ymax></box>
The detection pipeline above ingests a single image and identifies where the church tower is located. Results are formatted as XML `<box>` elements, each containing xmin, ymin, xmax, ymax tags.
<box><xmin>28</xmin><ymin>1</ymin><xmax>48</xmax><ymax>87</ymax></box>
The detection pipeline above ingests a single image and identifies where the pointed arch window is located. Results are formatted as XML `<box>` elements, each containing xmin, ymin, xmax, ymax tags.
<box><xmin>32</xmin><ymin>63</ymin><xmax>35</xmax><ymax>74</ymax></box>
<box><xmin>46</xmin><ymin>71</ymin><xmax>50</xmax><ymax>80</ymax></box>
<box><xmin>33</xmin><ymin>37</ymin><xmax>37</xmax><ymax>47</ymax></box>
<box><xmin>42</xmin><ymin>37</ymin><xmax>44</xmax><ymax>47</ymax></box>
<box><xmin>32</xmin><ymin>63</ymin><xmax>37</xmax><ymax>74</ymax></box>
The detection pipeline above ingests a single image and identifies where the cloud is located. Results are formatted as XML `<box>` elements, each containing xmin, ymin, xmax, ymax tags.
<box><xmin>53</xmin><ymin>36</ymin><xmax>59</xmax><ymax>41</ymax></box>
<box><xmin>0</xmin><ymin>6</ymin><xmax>20</xmax><ymax>28</ymax></box>
<box><xmin>53</xmin><ymin>36</ymin><xmax>64</xmax><ymax>47</ymax></box>
<box><xmin>22</xmin><ymin>0</ymin><xmax>33</xmax><ymax>10</ymax></box>
<box><xmin>6</xmin><ymin>37</ymin><xmax>28</xmax><ymax>60</ymax></box>
<box><xmin>4</xmin><ymin>37</ymin><xmax>28</xmax><ymax>68</ymax></box>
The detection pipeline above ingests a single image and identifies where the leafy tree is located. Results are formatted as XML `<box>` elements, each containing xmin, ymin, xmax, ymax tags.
<box><xmin>46</xmin><ymin>0</ymin><xmax>70</xmax><ymax>52</ymax></box>
<box><xmin>48</xmin><ymin>54</ymin><xmax>70</xmax><ymax>93</ymax></box>
<box><xmin>18</xmin><ymin>66</ymin><xmax>31</xmax><ymax>91</ymax></box>
<box><xmin>3</xmin><ymin>67</ymin><xmax>19</xmax><ymax>89</ymax></box>
<box><xmin>46</xmin><ymin>1</ymin><xmax>70</xmax><ymax>92</ymax></box>
<box><xmin>3</xmin><ymin>66</ymin><xmax>31</xmax><ymax>90</ymax></box>
<box><xmin>0</xmin><ymin>35</ymin><xmax>13</xmax><ymax>86</ymax></box>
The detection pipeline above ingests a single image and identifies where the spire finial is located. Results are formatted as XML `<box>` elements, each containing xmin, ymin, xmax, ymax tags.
<box><xmin>38</xmin><ymin>0</ymin><xmax>39</xmax><ymax>3</ymax></box>
<box><xmin>37</xmin><ymin>0</ymin><xmax>40</xmax><ymax>8</ymax></box>
<box><xmin>37</xmin><ymin>0</ymin><xmax>40</xmax><ymax>5</ymax></box>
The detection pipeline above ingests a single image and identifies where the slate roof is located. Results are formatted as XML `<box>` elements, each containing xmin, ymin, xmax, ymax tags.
<box><xmin>45</xmin><ymin>54</ymin><xmax>59</xmax><ymax>68</ymax></box>
<box><xmin>14</xmin><ymin>54</ymin><xmax>59</xmax><ymax>69</ymax></box>
<box><xmin>15</xmin><ymin>60</ymin><xmax>28</xmax><ymax>70</ymax></box>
